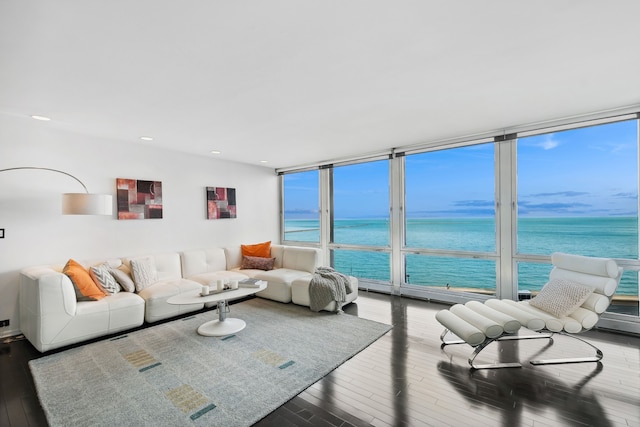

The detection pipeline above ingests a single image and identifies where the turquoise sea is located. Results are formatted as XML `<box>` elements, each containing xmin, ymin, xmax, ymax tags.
<box><xmin>284</xmin><ymin>217</ymin><xmax>638</xmax><ymax>296</ymax></box>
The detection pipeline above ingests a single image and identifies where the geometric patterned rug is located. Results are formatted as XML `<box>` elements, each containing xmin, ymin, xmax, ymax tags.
<box><xmin>30</xmin><ymin>298</ymin><xmax>391</xmax><ymax>426</ymax></box>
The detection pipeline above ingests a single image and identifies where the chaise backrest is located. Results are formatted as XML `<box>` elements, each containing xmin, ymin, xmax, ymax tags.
<box><xmin>549</xmin><ymin>252</ymin><xmax>622</xmax><ymax>314</ymax></box>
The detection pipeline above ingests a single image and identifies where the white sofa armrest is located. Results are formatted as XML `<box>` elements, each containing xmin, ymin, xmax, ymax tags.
<box><xmin>20</xmin><ymin>267</ymin><xmax>78</xmax><ymax>351</ymax></box>
<box><xmin>21</xmin><ymin>267</ymin><xmax>77</xmax><ymax>317</ymax></box>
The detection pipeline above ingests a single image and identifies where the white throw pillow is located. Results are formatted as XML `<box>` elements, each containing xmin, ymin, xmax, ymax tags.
<box><xmin>109</xmin><ymin>266</ymin><xmax>135</xmax><ymax>292</ymax></box>
<box><xmin>529</xmin><ymin>279</ymin><xmax>594</xmax><ymax>318</ymax></box>
<box><xmin>130</xmin><ymin>257</ymin><xmax>158</xmax><ymax>292</ymax></box>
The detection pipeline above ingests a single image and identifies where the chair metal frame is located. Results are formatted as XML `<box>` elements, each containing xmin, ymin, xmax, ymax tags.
<box><xmin>440</xmin><ymin>328</ymin><xmax>603</xmax><ymax>369</ymax></box>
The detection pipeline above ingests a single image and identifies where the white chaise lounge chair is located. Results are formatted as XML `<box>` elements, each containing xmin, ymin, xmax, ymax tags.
<box><xmin>436</xmin><ymin>252</ymin><xmax>622</xmax><ymax>369</ymax></box>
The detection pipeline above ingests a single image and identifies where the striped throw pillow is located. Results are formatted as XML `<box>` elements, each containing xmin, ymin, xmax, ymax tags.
<box><xmin>90</xmin><ymin>263</ymin><xmax>120</xmax><ymax>294</ymax></box>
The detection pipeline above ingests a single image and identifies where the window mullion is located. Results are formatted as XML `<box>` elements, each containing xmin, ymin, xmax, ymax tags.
<box><xmin>496</xmin><ymin>137</ymin><xmax>517</xmax><ymax>300</ymax></box>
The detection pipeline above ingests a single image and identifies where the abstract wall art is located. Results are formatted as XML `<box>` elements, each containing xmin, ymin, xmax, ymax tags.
<box><xmin>116</xmin><ymin>178</ymin><xmax>163</xmax><ymax>220</ymax></box>
<box><xmin>206</xmin><ymin>186</ymin><xmax>236</xmax><ymax>219</ymax></box>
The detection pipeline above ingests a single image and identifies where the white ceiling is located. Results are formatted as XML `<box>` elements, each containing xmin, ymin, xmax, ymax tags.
<box><xmin>2</xmin><ymin>1</ymin><xmax>640</xmax><ymax>170</ymax></box>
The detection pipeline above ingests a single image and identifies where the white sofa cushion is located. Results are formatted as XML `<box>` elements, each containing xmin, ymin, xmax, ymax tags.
<box><xmin>282</xmin><ymin>246</ymin><xmax>319</xmax><ymax>273</ymax></box>
<box><xmin>181</xmin><ymin>248</ymin><xmax>250</xmax><ymax>287</ymax></box>
<box><xmin>181</xmin><ymin>248</ymin><xmax>228</xmax><ymax>277</ymax></box>
<box><xmin>124</xmin><ymin>252</ymin><xmax>183</xmax><ymax>282</ymax></box>
<box><xmin>123</xmin><ymin>252</ymin><xmax>202</xmax><ymax>323</ymax></box>
<box><xmin>252</xmin><ymin>270</ymin><xmax>313</xmax><ymax>303</ymax></box>
<box><xmin>137</xmin><ymin>278</ymin><xmax>203</xmax><ymax>323</ymax></box>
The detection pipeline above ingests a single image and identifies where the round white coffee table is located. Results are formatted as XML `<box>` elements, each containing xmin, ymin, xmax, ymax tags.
<box><xmin>166</xmin><ymin>283</ymin><xmax>266</xmax><ymax>336</ymax></box>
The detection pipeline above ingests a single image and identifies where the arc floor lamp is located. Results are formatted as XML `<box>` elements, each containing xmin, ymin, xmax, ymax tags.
<box><xmin>0</xmin><ymin>166</ymin><xmax>112</xmax><ymax>215</ymax></box>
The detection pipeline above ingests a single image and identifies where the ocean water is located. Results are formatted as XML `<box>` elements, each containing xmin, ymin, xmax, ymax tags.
<box><xmin>284</xmin><ymin>217</ymin><xmax>638</xmax><ymax>296</ymax></box>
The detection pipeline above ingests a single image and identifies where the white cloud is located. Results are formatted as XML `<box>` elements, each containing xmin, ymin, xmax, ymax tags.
<box><xmin>539</xmin><ymin>135</ymin><xmax>559</xmax><ymax>150</ymax></box>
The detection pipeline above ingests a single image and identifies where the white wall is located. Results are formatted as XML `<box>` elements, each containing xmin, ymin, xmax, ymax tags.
<box><xmin>0</xmin><ymin>116</ymin><xmax>280</xmax><ymax>337</ymax></box>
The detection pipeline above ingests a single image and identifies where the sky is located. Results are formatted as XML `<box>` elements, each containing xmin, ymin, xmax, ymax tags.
<box><xmin>284</xmin><ymin>119</ymin><xmax>638</xmax><ymax>219</ymax></box>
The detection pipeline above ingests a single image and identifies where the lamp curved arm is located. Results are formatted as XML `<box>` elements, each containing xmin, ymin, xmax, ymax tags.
<box><xmin>0</xmin><ymin>166</ymin><xmax>112</xmax><ymax>215</ymax></box>
<box><xmin>0</xmin><ymin>166</ymin><xmax>89</xmax><ymax>193</ymax></box>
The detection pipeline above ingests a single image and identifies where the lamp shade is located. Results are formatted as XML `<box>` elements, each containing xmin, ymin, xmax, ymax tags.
<box><xmin>62</xmin><ymin>193</ymin><xmax>113</xmax><ymax>215</ymax></box>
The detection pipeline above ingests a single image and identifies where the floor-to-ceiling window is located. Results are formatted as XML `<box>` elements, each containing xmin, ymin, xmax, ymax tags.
<box><xmin>516</xmin><ymin>119</ymin><xmax>639</xmax><ymax>316</ymax></box>
<box><xmin>403</xmin><ymin>143</ymin><xmax>497</xmax><ymax>296</ymax></box>
<box><xmin>282</xmin><ymin>170</ymin><xmax>320</xmax><ymax>243</ymax></box>
<box><xmin>330</xmin><ymin>159</ymin><xmax>391</xmax><ymax>282</ymax></box>
<box><xmin>280</xmin><ymin>111</ymin><xmax>640</xmax><ymax>332</ymax></box>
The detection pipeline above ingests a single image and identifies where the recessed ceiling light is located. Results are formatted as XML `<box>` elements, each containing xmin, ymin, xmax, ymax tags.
<box><xmin>140</xmin><ymin>136</ymin><xmax>154</xmax><ymax>141</ymax></box>
<box><xmin>259</xmin><ymin>160</ymin><xmax>268</xmax><ymax>163</ymax></box>
<box><xmin>210</xmin><ymin>150</ymin><xmax>221</xmax><ymax>155</ymax></box>
<box><xmin>31</xmin><ymin>115</ymin><xmax>51</xmax><ymax>121</ymax></box>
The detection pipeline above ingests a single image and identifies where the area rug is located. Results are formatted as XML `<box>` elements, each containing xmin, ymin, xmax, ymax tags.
<box><xmin>29</xmin><ymin>298</ymin><xmax>391</xmax><ymax>427</ymax></box>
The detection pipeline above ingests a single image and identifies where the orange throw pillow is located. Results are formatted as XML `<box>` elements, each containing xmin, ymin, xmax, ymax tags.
<box><xmin>241</xmin><ymin>241</ymin><xmax>271</xmax><ymax>258</ymax></box>
<box><xmin>63</xmin><ymin>259</ymin><xmax>107</xmax><ymax>301</ymax></box>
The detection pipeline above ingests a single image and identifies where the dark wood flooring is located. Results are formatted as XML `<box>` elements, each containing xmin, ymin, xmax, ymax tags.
<box><xmin>1</xmin><ymin>291</ymin><xmax>639</xmax><ymax>426</ymax></box>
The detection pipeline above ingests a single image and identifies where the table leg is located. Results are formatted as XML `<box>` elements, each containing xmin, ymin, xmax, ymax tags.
<box><xmin>197</xmin><ymin>299</ymin><xmax>246</xmax><ymax>337</ymax></box>
<box><xmin>218</xmin><ymin>300</ymin><xmax>227</xmax><ymax>321</ymax></box>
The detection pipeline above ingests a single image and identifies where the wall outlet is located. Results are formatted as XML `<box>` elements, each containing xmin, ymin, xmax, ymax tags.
<box><xmin>0</xmin><ymin>319</ymin><xmax>9</xmax><ymax>327</ymax></box>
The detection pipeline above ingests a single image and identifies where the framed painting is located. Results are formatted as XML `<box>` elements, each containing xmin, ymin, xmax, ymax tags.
<box><xmin>116</xmin><ymin>178</ymin><xmax>163</xmax><ymax>219</ymax></box>
<box><xmin>207</xmin><ymin>187</ymin><xmax>236</xmax><ymax>219</ymax></box>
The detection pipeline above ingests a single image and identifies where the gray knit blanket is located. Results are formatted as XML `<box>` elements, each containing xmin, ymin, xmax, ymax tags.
<box><xmin>309</xmin><ymin>267</ymin><xmax>353</xmax><ymax>313</ymax></box>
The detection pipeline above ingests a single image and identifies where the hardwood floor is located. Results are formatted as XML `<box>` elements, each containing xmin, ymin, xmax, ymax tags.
<box><xmin>1</xmin><ymin>291</ymin><xmax>639</xmax><ymax>426</ymax></box>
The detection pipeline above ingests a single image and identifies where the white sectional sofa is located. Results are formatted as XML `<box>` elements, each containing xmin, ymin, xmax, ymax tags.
<box><xmin>19</xmin><ymin>245</ymin><xmax>358</xmax><ymax>352</ymax></box>
<box><xmin>181</xmin><ymin>244</ymin><xmax>358</xmax><ymax>310</ymax></box>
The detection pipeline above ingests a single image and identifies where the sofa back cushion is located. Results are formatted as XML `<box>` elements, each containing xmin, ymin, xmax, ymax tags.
<box><xmin>181</xmin><ymin>248</ymin><xmax>227</xmax><ymax>277</ymax></box>
<box><xmin>282</xmin><ymin>247</ymin><xmax>320</xmax><ymax>273</ymax></box>
<box><xmin>124</xmin><ymin>253</ymin><xmax>182</xmax><ymax>282</ymax></box>
<box><xmin>224</xmin><ymin>246</ymin><xmax>243</xmax><ymax>270</ymax></box>
<box><xmin>269</xmin><ymin>245</ymin><xmax>284</xmax><ymax>269</ymax></box>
